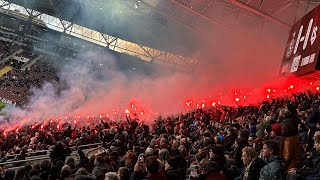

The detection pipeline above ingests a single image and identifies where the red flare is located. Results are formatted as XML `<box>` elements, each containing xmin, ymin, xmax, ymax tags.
<box><xmin>235</xmin><ymin>98</ymin><xmax>240</xmax><ymax>102</ymax></box>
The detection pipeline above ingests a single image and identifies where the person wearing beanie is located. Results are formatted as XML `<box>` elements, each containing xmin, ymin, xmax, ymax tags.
<box><xmin>271</xmin><ymin>124</ymin><xmax>282</xmax><ymax>145</ymax></box>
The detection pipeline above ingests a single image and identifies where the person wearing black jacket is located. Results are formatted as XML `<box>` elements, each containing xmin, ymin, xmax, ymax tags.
<box><xmin>49</xmin><ymin>141</ymin><xmax>71</xmax><ymax>163</ymax></box>
<box><xmin>287</xmin><ymin>135</ymin><xmax>320</xmax><ymax>180</ymax></box>
<box><xmin>236</xmin><ymin>146</ymin><xmax>265</xmax><ymax>180</ymax></box>
<box><xmin>306</xmin><ymin>105</ymin><xmax>320</xmax><ymax>152</ymax></box>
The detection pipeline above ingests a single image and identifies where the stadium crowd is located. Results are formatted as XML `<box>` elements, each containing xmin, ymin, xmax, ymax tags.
<box><xmin>0</xmin><ymin>91</ymin><xmax>318</xmax><ymax>180</ymax></box>
<box><xmin>0</xmin><ymin>25</ymin><xmax>319</xmax><ymax>180</ymax></box>
<box><xmin>0</xmin><ymin>38</ymin><xmax>59</xmax><ymax>105</ymax></box>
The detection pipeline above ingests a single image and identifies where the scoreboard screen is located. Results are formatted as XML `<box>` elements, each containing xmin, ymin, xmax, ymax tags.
<box><xmin>279</xmin><ymin>5</ymin><xmax>320</xmax><ymax>76</ymax></box>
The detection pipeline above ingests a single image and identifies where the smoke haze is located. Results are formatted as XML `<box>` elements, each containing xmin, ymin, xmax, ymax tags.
<box><xmin>0</xmin><ymin>1</ymin><xmax>293</xmax><ymax>129</ymax></box>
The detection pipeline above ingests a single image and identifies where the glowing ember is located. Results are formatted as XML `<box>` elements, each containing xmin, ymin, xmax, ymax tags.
<box><xmin>317</xmin><ymin>87</ymin><xmax>320</xmax><ymax>91</ymax></box>
<box><xmin>202</xmin><ymin>104</ymin><xmax>205</xmax><ymax>108</ymax></box>
<box><xmin>41</xmin><ymin>124</ymin><xmax>44</xmax><ymax>129</ymax></box>
<box><xmin>290</xmin><ymin>85</ymin><xmax>294</xmax><ymax>89</ymax></box>
<box><xmin>267</xmin><ymin>95</ymin><xmax>270</xmax><ymax>99</ymax></box>
<box><xmin>212</xmin><ymin>102</ymin><xmax>216</xmax><ymax>106</ymax></box>
<box><xmin>125</xmin><ymin>109</ymin><xmax>130</xmax><ymax>114</ymax></box>
<box><xmin>74</xmin><ymin>120</ymin><xmax>77</xmax><ymax>124</ymax></box>
<box><xmin>99</xmin><ymin>114</ymin><xmax>102</xmax><ymax>119</ymax></box>
<box><xmin>267</xmin><ymin>89</ymin><xmax>271</xmax><ymax>92</ymax></box>
<box><xmin>235</xmin><ymin>98</ymin><xmax>240</xmax><ymax>102</ymax></box>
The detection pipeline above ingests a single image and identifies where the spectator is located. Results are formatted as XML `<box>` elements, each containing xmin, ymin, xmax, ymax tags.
<box><xmin>260</xmin><ymin>141</ymin><xmax>283</xmax><ymax>180</ymax></box>
<box><xmin>287</xmin><ymin>135</ymin><xmax>320</xmax><ymax>180</ymax></box>
<box><xmin>105</xmin><ymin>172</ymin><xmax>120</xmax><ymax>180</ymax></box>
<box><xmin>93</xmin><ymin>156</ymin><xmax>109</xmax><ymax>180</ymax></box>
<box><xmin>237</xmin><ymin>146</ymin><xmax>265</xmax><ymax>180</ymax></box>
<box><xmin>198</xmin><ymin>161</ymin><xmax>226</xmax><ymax>180</ymax></box>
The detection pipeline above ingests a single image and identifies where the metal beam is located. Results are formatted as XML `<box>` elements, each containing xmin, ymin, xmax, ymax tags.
<box><xmin>0</xmin><ymin>0</ymin><xmax>198</xmax><ymax>71</ymax></box>
<box><xmin>225</xmin><ymin>0</ymin><xmax>291</xmax><ymax>29</ymax></box>
<box><xmin>234</xmin><ymin>0</ymin><xmax>253</xmax><ymax>24</ymax></box>
<box><xmin>249</xmin><ymin>2</ymin><xmax>294</xmax><ymax>27</ymax></box>
<box><xmin>170</xmin><ymin>0</ymin><xmax>228</xmax><ymax>28</ymax></box>
<box><xmin>138</xmin><ymin>0</ymin><xmax>198</xmax><ymax>32</ymax></box>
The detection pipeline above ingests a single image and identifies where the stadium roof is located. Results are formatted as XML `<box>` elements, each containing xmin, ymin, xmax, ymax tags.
<box><xmin>2</xmin><ymin>0</ymin><xmax>320</xmax><ymax>57</ymax></box>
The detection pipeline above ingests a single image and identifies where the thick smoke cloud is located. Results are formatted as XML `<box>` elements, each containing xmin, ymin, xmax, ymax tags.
<box><xmin>0</xmin><ymin>1</ymin><xmax>291</xmax><ymax>129</ymax></box>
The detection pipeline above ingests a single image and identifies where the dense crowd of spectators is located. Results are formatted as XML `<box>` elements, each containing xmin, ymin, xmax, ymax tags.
<box><xmin>1</xmin><ymin>27</ymin><xmax>320</xmax><ymax>180</ymax></box>
<box><xmin>0</xmin><ymin>39</ymin><xmax>59</xmax><ymax>105</ymax></box>
<box><xmin>0</xmin><ymin>91</ymin><xmax>318</xmax><ymax>180</ymax></box>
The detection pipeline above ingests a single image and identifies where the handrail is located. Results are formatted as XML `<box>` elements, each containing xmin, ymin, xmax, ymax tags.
<box><xmin>0</xmin><ymin>157</ymin><xmax>50</xmax><ymax>166</ymax></box>
<box><xmin>85</xmin><ymin>146</ymin><xmax>104</xmax><ymax>157</ymax></box>
<box><xmin>0</xmin><ymin>152</ymin><xmax>79</xmax><ymax>166</ymax></box>
<box><xmin>5</xmin><ymin>142</ymin><xmax>102</xmax><ymax>158</ymax></box>
<box><xmin>0</xmin><ymin>143</ymin><xmax>103</xmax><ymax>166</ymax></box>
